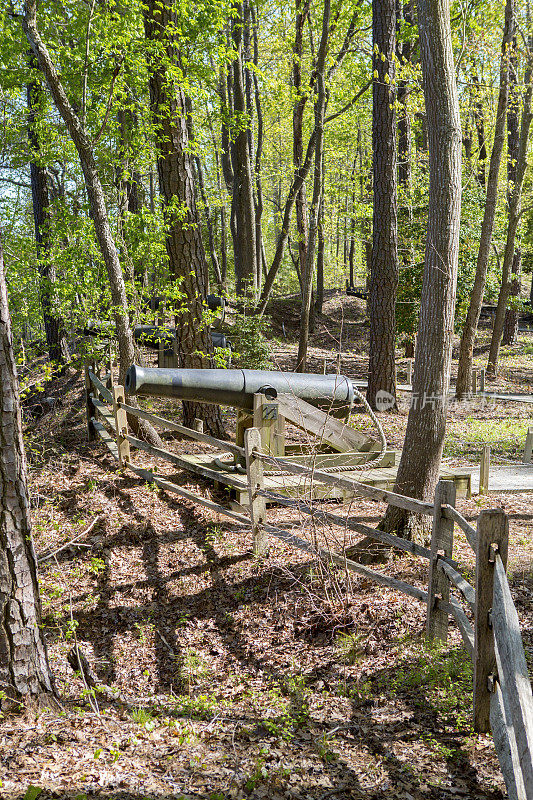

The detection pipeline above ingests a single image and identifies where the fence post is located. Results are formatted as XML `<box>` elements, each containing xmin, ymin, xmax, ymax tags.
<box><xmin>473</xmin><ymin>509</ymin><xmax>509</xmax><ymax>733</ymax></box>
<box><xmin>106</xmin><ymin>343</ymin><xmax>114</xmax><ymax>390</ymax></box>
<box><xmin>112</xmin><ymin>385</ymin><xmax>131</xmax><ymax>468</ymax></box>
<box><xmin>426</xmin><ymin>479</ymin><xmax>456</xmax><ymax>642</ymax></box>
<box><xmin>253</xmin><ymin>392</ymin><xmax>279</xmax><ymax>456</ymax></box>
<box><xmin>407</xmin><ymin>359</ymin><xmax>413</xmax><ymax>385</ymax></box>
<box><xmin>479</xmin><ymin>367</ymin><xmax>485</xmax><ymax>394</ymax></box>
<box><xmin>84</xmin><ymin>359</ymin><xmax>97</xmax><ymax>442</ymax></box>
<box><xmin>244</xmin><ymin>427</ymin><xmax>268</xmax><ymax>556</ymax></box>
<box><xmin>523</xmin><ymin>427</ymin><xmax>533</xmax><ymax>464</ymax></box>
<box><xmin>479</xmin><ymin>445</ymin><xmax>490</xmax><ymax>495</ymax></box>
<box><xmin>472</xmin><ymin>368</ymin><xmax>478</xmax><ymax>396</ymax></box>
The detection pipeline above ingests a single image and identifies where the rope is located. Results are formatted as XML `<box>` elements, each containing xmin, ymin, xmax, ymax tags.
<box><xmin>263</xmin><ymin>384</ymin><xmax>387</xmax><ymax>476</ymax></box>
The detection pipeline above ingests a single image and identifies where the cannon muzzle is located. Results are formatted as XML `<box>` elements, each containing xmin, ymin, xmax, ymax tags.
<box><xmin>125</xmin><ymin>366</ymin><xmax>354</xmax><ymax>413</ymax></box>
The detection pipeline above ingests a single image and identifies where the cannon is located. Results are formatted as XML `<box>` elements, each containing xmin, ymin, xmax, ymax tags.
<box><xmin>125</xmin><ymin>366</ymin><xmax>354</xmax><ymax>414</ymax></box>
<box><xmin>83</xmin><ymin>321</ymin><xmax>230</xmax><ymax>352</ymax></box>
<box><xmin>143</xmin><ymin>294</ymin><xmax>225</xmax><ymax>313</ymax></box>
<box><xmin>133</xmin><ymin>326</ymin><xmax>230</xmax><ymax>353</ymax></box>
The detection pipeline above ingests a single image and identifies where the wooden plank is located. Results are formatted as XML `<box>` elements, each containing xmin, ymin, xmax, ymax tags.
<box><xmin>276</xmin><ymin>392</ymin><xmax>378</xmax><ymax>453</ymax></box>
<box><xmin>442</xmin><ymin>504</ymin><xmax>477</xmax><ymax>551</ymax></box>
<box><xmin>480</xmin><ymin>445</ymin><xmax>490</xmax><ymax>495</ymax></box>
<box><xmin>88</xmin><ymin>369</ymin><xmax>114</xmax><ymax>404</ymax></box>
<box><xmin>492</xmin><ymin>553</ymin><xmax>533</xmax><ymax>795</ymax></box>
<box><xmin>245</xmin><ymin>427</ymin><xmax>268</xmax><ymax>556</ymax></box>
<box><xmin>427</xmin><ymin>480</ymin><xmax>456</xmax><ymax>643</ymax></box>
<box><xmin>273</xmin><ymin>449</ymin><xmax>397</xmax><ymax>469</ymax></box>
<box><xmin>112</xmin><ymin>385</ymin><xmax>130</xmax><ymax>468</ymax></box>
<box><xmin>438</xmin><ymin>560</ymin><xmax>475</xmax><ymax>611</ymax></box>
<box><xmin>474</xmin><ymin>509</ymin><xmax>509</xmax><ymax>733</ymax></box>
<box><xmin>438</xmin><ymin>597</ymin><xmax>475</xmax><ymax>658</ymax></box>
<box><xmin>84</xmin><ymin>362</ymin><xmax>97</xmax><ymax>442</ymax></box>
<box><xmin>127</xmin><ymin>464</ymin><xmax>250</xmax><ymax>526</ymax></box>
<box><xmin>523</xmin><ymin>427</ymin><xmax>533</xmax><ymax>465</ymax></box>
<box><xmin>262</xmin><ymin>522</ymin><xmax>428</xmax><ymax>604</ymax></box>
<box><xmin>126</xmin><ymin>434</ymin><xmax>249</xmax><ymax>488</ymax></box>
<box><xmin>256</xmin><ymin>488</ymin><xmax>454</xmax><ymax>565</ymax></box>
<box><xmin>256</xmin><ymin>452</ymin><xmax>435</xmax><ymax>516</ymax></box>
<box><xmin>92</xmin><ymin>418</ymin><xmax>119</xmax><ymax>460</ymax></box>
<box><xmin>120</xmin><ymin>401</ymin><xmax>244</xmax><ymax>458</ymax></box>
<box><xmin>490</xmin><ymin>683</ymin><xmax>527</xmax><ymax>800</ymax></box>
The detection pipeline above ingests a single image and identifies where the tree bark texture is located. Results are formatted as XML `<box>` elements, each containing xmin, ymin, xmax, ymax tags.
<box><xmin>455</xmin><ymin>0</ymin><xmax>514</xmax><ymax>398</ymax></box>
<box><xmin>293</xmin><ymin>0</ymin><xmax>311</xmax><ymax>298</ymax></box>
<box><xmin>488</xmin><ymin>56</ymin><xmax>533</xmax><ymax>375</ymax></box>
<box><xmin>143</xmin><ymin>0</ymin><xmax>225</xmax><ymax>435</ymax></box>
<box><xmin>27</xmin><ymin>55</ymin><xmax>70</xmax><ymax>367</ymax></box>
<box><xmin>295</xmin><ymin>0</ymin><xmax>330</xmax><ymax>371</ymax></box>
<box><xmin>366</xmin><ymin>0</ymin><xmax>399</xmax><ymax>409</ymax></box>
<box><xmin>382</xmin><ymin>0</ymin><xmax>461</xmax><ymax>538</ymax></box>
<box><xmin>231</xmin><ymin>2</ymin><xmax>257</xmax><ymax>298</ymax></box>
<box><xmin>503</xmin><ymin>45</ymin><xmax>521</xmax><ymax>347</ymax></box>
<box><xmin>472</xmin><ymin>73</ymin><xmax>487</xmax><ymax>187</ymax></box>
<box><xmin>0</xmin><ymin>229</ymin><xmax>56</xmax><ymax>705</ymax></box>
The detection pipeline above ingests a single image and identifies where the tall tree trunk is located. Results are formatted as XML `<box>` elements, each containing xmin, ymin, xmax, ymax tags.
<box><xmin>366</xmin><ymin>0</ymin><xmax>399</xmax><ymax>410</ymax></box>
<box><xmin>381</xmin><ymin>0</ymin><xmax>461</xmax><ymax>539</ymax></box>
<box><xmin>295</xmin><ymin>0</ymin><xmax>330</xmax><ymax>372</ymax></box>
<box><xmin>193</xmin><ymin>149</ymin><xmax>223</xmax><ymax>290</ymax></box>
<box><xmin>396</xmin><ymin>1</ymin><xmax>413</xmax><ymax>188</ymax></box>
<box><xmin>487</xmin><ymin>54</ymin><xmax>533</xmax><ymax>375</ymax></box>
<box><xmin>143</xmin><ymin>0</ymin><xmax>224</xmax><ymax>435</ymax></box>
<box><xmin>315</xmin><ymin>154</ymin><xmax>326</xmax><ymax>316</ymax></box>
<box><xmin>455</xmin><ymin>0</ymin><xmax>514</xmax><ymax>398</ymax></box>
<box><xmin>472</xmin><ymin>73</ymin><xmax>487</xmax><ymax>187</ymax></box>
<box><xmin>292</xmin><ymin>0</ymin><xmax>311</xmax><ymax>302</ymax></box>
<box><xmin>0</xmin><ymin>229</ymin><xmax>57</xmax><ymax>707</ymax></box>
<box><xmin>27</xmin><ymin>54</ymin><xmax>70</xmax><ymax>367</ymax></box>
<box><xmin>231</xmin><ymin>1</ymin><xmax>257</xmax><ymax>298</ymax></box>
<box><xmin>250</xmin><ymin>2</ymin><xmax>265</xmax><ymax>294</ymax></box>
<box><xmin>503</xmin><ymin>43</ymin><xmax>521</xmax><ymax>347</ymax></box>
<box><xmin>23</xmin><ymin>2</ymin><xmax>162</xmax><ymax>446</ymax></box>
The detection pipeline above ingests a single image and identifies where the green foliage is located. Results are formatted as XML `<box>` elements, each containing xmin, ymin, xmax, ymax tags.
<box><xmin>230</xmin><ymin>310</ymin><xmax>272</xmax><ymax>369</ymax></box>
<box><xmin>377</xmin><ymin>641</ymin><xmax>474</xmax><ymax>731</ymax></box>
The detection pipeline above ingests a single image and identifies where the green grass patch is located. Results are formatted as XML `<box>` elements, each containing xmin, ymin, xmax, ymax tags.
<box><xmin>444</xmin><ymin>416</ymin><xmax>529</xmax><ymax>461</ymax></box>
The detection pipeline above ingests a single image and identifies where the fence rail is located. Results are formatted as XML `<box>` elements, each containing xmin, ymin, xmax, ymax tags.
<box><xmin>84</xmin><ymin>361</ymin><xmax>533</xmax><ymax>800</ymax></box>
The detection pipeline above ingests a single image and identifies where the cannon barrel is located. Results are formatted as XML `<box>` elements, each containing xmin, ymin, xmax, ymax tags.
<box><xmin>133</xmin><ymin>326</ymin><xmax>229</xmax><ymax>351</ymax></box>
<box><xmin>83</xmin><ymin>321</ymin><xmax>229</xmax><ymax>351</ymax></box>
<box><xmin>143</xmin><ymin>294</ymin><xmax>224</xmax><ymax>312</ymax></box>
<box><xmin>125</xmin><ymin>366</ymin><xmax>354</xmax><ymax>413</ymax></box>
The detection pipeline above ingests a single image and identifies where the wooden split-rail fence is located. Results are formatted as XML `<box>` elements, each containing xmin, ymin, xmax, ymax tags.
<box><xmin>85</xmin><ymin>360</ymin><xmax>533</xmax><ymax>800</ymax></box>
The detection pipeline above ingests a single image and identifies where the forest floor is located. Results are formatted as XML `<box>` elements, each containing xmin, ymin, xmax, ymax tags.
<box><xmin>2</xmin><ymin>290</ymin><xmax>532</xmax><ymax>800</ymax></box>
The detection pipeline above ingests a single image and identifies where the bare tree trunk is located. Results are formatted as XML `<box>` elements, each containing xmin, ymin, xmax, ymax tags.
<box><xmin>231</xmin><ymin>1</ymin><xmax>257</xmax><ymax>298</ymax></box>
<box><xmin>315</xmin><ymin>155</ymin><xmax>326</xmax><ymax>316</ymax></box>
<box><xmin>23</xmin><ymin>2</ymin><xmax>162</xmax><ymax>446</ymax></box>
<box><xmin>27</xmin><ymin>54</ymin><xmax>70</xmax><ymax>367</ymax></box>
<box><xmin>381</xmin><ymin>0</ymin><xmax>461</xmax><ymax>540</ymax></box>
<box><xmin>143</xmin><ymin>0</ymin><xmax>225</xmax><ymax>435</ymax></box>
<box><xmin>503</xmin><ymin>44</ymin><xmax>521</xmax><ymax>347</ymax></box>
<box><xmin>295</xmin><ymin>0</ymin><xmax>330</xmax><ymax>371</ymax></box>
<box><xmin>472</xmin><ymin>73</ymin><xmax>487</xmax><ymax>187</ymax></box>
<box><xmin>488</xmin><ymin>54</ymin><xmax>533</xmax><ymax>375</ymax></box>
<box><xmin>293</xmin><ymin>0</ymin><xmax>311</xmax><ymax>300</ymax></box>
<box><xmin>0</xmin><ymin>229</ymin><xmax>57</xmax><ymax>708</ymax></box>
<box><xmin>366</xmin><ymin>0</ymin><xmax>399</xmax><ymax>410</ymax></box>
<box><xmin>194</xmin><ymin>154</ymin><xmax>223</xmax><ymax>290</ymax></box>
<box><xmin>455</xmin><ymin>0</ymin><xmax>514</xmax><ymax>398</ymax></box>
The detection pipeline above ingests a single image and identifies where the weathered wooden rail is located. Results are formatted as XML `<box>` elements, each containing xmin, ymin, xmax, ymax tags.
<box><xmin>85</xmin><ymin>360</ymin><xmax>533</xmax><ymax>800</ymax></box>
